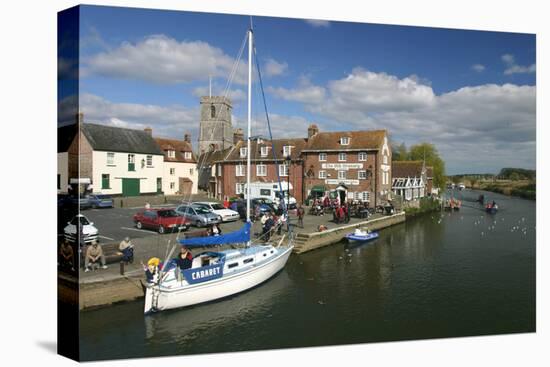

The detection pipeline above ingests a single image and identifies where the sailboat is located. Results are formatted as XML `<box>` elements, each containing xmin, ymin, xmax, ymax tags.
<box><xmin>144</xmin><ymin>26</ymin><xmax>294</xmax><ymax>314</ymax></box>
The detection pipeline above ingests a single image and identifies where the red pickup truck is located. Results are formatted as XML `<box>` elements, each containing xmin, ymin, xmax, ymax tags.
<box><xmin>133</xmin><ymin>208</ymin><xmax>190</xmax><ymax>234</ymax></box>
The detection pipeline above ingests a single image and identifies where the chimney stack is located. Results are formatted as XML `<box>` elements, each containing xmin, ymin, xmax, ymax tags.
<box><xmin>308</xmin><ymin>123</ymin><xmax>319</xmax><ymax>138</ymax></box>
<box><xmin>144</xmin><ymin>127</ymin><xmax>152</xmax><ymax>136</ymax></box>
<box><xmin>233</xmin><ymin>128</ymin><xmax>244</xmax><ymax>144</ymax></box>
<box><xmin>184</xmin><ymin>132</ymin><xmax>191</xmax><ymax>143</ymax></box>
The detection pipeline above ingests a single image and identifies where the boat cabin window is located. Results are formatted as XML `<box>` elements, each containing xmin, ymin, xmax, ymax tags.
<box><xmin>243</xmin><ymin>258</ymin><xmax>254</xmax><ymax>264</ymax></box>
<box><xmin>228</xmin><ymin>262</ymin><xmax>238</xmax><ymax>269</ymax></box>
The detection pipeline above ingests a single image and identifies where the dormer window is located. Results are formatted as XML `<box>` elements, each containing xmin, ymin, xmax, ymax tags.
<box><xmin>340</xmin><ymin>137</ymin><xmax>350</xmax><ymax>145</ymax></box>
<box><xmin>283</xmin><ymin>145</ymin><xmax>292</xmax><ymax>157</ymax></box>
<box><xmin>240</xmin><ymin>147</ymin><xmax>247</xmax><ymax>158</ymax></box>
<box><xmin>260</xmin><ymin>146</ymin><xmax>269</xmax><ymax>157</ymax></box>
<box><xmin>184</xmin><ymin>152</ymin><xmax>192</xmax><ymax>160</ymax></box>
<box><xmin>167</xmin><ymin>150</ymin><xmax>175</xmax><ymax>158</ymax></box>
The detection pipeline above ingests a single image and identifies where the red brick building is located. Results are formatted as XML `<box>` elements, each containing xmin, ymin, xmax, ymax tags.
<box><xmin>301</xmin><ymin>125</ymin><xmax>392</xmax><ymax>207</ymax></box>
<box><xmin>215</xmin><ymin>137</ymin><xmax>307</xmax><ymax>202</ymax></box>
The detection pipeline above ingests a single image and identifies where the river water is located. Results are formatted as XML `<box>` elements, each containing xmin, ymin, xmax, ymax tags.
<box><xmin>79</xmin><ymin>189</ymin><xmax>535</xmax><ymax>361</ymax></box>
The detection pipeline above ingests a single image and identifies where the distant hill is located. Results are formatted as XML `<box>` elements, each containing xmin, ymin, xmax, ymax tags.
<box><xmin>498</xmin><ymin>168</ymin><xmax>536</xmax><ymax>180</ymax></box>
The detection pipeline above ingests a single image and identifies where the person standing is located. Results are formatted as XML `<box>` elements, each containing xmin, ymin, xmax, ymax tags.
<box><xmin>297</xmin><ymin>204</ymin><xmax>305</xmax><ymax>228</ymax></box>
<box><xmin>223</xmin><ymin>196</ymin><xmax>230</xmax><ymax>209</ymax></box>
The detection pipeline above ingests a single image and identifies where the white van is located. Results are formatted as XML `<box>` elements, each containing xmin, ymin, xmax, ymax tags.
<box><xmin>245</xmin><ymin>181</ymin><xmax>297</xmax><ymax>209</ymax></box>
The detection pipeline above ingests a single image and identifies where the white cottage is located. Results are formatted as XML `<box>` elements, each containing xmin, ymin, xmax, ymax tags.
<box><xmin>391</xmin><ymin>161</ymin><xmax>433</xmax><ymax>201</ymax></box>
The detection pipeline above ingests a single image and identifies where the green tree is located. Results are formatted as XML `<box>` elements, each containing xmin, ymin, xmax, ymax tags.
<box><xmin>392</xmin><ymin>142</ymin><xmax>408</xmax><ymax>161</ymax></box>
<box><xmin>408</xmin><ymin>143</ymin><xmax>446</xmax><ymax>189</ymax></box>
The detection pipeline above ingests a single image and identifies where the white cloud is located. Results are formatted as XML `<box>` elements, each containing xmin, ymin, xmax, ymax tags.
<box><xmin>263</xmin><ymin>58</ymin><xmax>288</xmax><ymax>77</ymax></box>
<box><xmin>84</xmin><ymin>34</ymin><xmax>247</xmax><ymax>85</ymax></box>
<box><xmin>267</xmin><ymin>76</ymin><xmax>326</xmax><ymax>104</ymax></box>
<box><xmin>74</xmin><ymin>93</ymin><xmax>200</xmax><ymax>141</ymax></box>
<box><xmin>471</xmin><ymin>64</ymin><xmax>486</xmax><ymax>72</ymax></box>
<box><xmin>304</xmin><ymin>19</ymin><xmax>331</xmax><ymax>28</ymax></box>
<box><xmin>501</xmin><ymin>53</ymin><xmax>536</xmax><ymax>75</ymax></box>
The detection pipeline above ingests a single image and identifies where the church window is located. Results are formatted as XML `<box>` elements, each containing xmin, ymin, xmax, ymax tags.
<box><xmin>211</xmin><ymin>105</ymin><xmax>216</xmax><ymax>118</ymax></box>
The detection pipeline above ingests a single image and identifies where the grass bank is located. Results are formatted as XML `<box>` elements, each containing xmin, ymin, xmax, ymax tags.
<box><xmin>404</xmin><ymin>197</ymin><xmax>441</xmax><ymax>218</ymax></box>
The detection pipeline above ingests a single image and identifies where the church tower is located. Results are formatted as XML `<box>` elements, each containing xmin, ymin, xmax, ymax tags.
<box><xmin>199</xmin><ymin>96</ymin><xmax>233</xmax><ymax>154</ymax></box>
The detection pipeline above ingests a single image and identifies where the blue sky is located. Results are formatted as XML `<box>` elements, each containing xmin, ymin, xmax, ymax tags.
<box><xmin>62</xmin><ymin>5</ymin><xmax>536</xmax><ymax>174</ymax></box>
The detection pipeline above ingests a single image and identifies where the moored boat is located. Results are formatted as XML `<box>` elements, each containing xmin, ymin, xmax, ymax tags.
<box><xmin>345</xmin><ymin>228</ymin><xmax>379</xmax><ymax>243</ymax></box>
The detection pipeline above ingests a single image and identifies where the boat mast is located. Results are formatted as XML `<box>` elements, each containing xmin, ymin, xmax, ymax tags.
<box><xmin>246</xmin><ymin>28</ymin><xmax>253</xmax><ymax>226</ymax></box>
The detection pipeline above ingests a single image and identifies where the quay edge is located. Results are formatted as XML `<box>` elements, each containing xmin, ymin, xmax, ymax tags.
<box><xmin>292</xmin><ymin>212</ymin><xmax>406</xmax><ymax>254</ymax></box>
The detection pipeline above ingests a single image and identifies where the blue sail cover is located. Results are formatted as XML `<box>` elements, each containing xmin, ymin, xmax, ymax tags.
<box><xmin>178</xmin><ymin>222</ymin><xmax>251</xmax><ymax>248</ymax></box>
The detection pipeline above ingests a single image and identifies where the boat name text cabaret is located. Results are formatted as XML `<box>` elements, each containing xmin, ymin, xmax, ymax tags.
<box><xmin>191</xmin><ymin>267</ymin><xmax>221</xmax><ymax>280</ymax></box>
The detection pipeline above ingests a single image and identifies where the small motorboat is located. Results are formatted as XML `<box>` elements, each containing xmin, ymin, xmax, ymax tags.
<box><xmin>345</xmin><ymin>228</ymin><xmax>379</xmax><ymax>243</ymax></box>
<box><xmin>485</xmin><ymin>202</ymin><xmax>498</xmax><ymax>214</ymax></box>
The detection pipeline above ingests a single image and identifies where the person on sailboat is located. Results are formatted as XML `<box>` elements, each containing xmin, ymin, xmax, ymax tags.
<box><xmin>210</xmin><ymin>223</ymin><xmax>222</xmax><ymax>236</ymax></box>
<box><xmin>175</xmin><ymin>247</ymin><xmax>193</xmax><ymax>270</ymax></box>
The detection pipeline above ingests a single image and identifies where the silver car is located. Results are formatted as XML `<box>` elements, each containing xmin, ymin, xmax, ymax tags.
<box><xmin>175</xmin><ymin>204</ymin><xmax>222</xmax><ymax>227</ymax></box>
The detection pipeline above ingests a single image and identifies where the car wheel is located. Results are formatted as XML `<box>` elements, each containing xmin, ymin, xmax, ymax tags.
<box><xmin>196</xmin><ymin>220</ymin><xmax>203</xmax><ymax>228</ymax></box>
<box><xmin>158</xmin><ymin>226</ymin><xmax>165</xmax><ymax>234</ymax></box>
<box><xmin>136</xmin><ymin>221</ymin><xmax>143</xmax><ymax>229</ymax></box>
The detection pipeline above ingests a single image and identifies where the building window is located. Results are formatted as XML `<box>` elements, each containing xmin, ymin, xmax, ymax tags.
<box><xmin>358</xmin><ymin>152</ymin><xmax>367</xmax><ymax>161</ymax></box>
<box><xmin>167</xmin><ymin>150</ymin><xmax>175</xmax><ymax>159</ymax></box>
<box><xmin>361</xmin><ymin>191</ymin><xmax>370</xmax><ymax>202</ymax></box>
<box><xmin>211</xmin><ymin>105</ymin><xmax>216</xmax><ymax>118</ymax></box>
<box><xmin>184</xmin><ymin>152</ymin><xmax>192</xmax><ymax>160</ymax></box>
<box><xmin>319</xmin><ymin>153</ymin><xmax>327</xmax><ymax>161</ymax></box>
<box><xmin>240</xmin><ymin>147</ymin><xmax>247</xmax><ymax>158</ymax></box>
<box><xmin>319</xmin><ymin>170</ymin><xmax>327</xmax><ymax>179</ymax></box>
<box><xmin>170</xmin><ymin>182</ymin><xmax>175</xmax><ymax>190</ymax></box>
<box><xmin>156</xmin><ymin>178</ymin><xmax>162</xmax><ymax>193</ymax></box>
<box><xmin>340</xmin><ymin>137</ymin><xmax>350</xmax><ymax>145</ymax></box>
<box><xmin>257</xmin><ymin>164</ymin><xmax>267</xmax><ymax>177</ymax></box>
<box><xmin>101</xmin><ymin>174</ymin><xmax>110</xmax><ymax>189</ymax></box>
<box><xmin>358</xmin><ymin>170</ymin><xmax>367</xmax><ymax>180</ymax></box>
<box><xmin>260</xmin><ymin>146</ymin><xmax>269</xmax><ymax>157</ymax></box>
<box><xmin>189</xmin><ymin>168</ymin><xmax>194</xmax><ymax>175</ymax></box>
<box><xmin>217</xmin><ymin>165</ymin><xmax>222</xmax><ymax>177</ymax></box>
<box><xmin>236</xmin><ymin>183</ymin><xmax>245</xmax><ymax>195</ymax></box>
<box><xmin>128</xmin><ymin>154</ymin><xmax>135</xmax><ymax>171</ymax></box>
<box><xmin>146</xmin><ymin>155</ymin><xmax>153</xmax><ymax>167</ymax></box>
<box><xmin>283</xmin><ymin>145</ymin><xmax>292</xmax><ymax>157</ymax></box>
<box><xmin>338</xmin><ymin>152</ymin><xmax>347</xmax><ymax>162</ymax></box>
<box><xmin>383</xmin><ymin>155</ymin><xmax>388</xmax><ymax>164</ymax></box>
<box><xmin>279</xmin><ymin>164</ymin><xmax>289</xmax><ymax>177</ymax></box>
<box><xmin>170</xmin><ymin>168</ymin><xmax>175</xmax><ymax>175</ymax></box>
<box><xmin>338</xmin><ymin>170</ymin><xmax>346</xmax><ymax>179</ymax></box>
<box><xmin>236</xmin><ymin>164</ymin><xmax>245</xmax><ymax>177</ymax></box>
<box><xmin>107</xmin><ymin>152</ymin><xmax>115</xmax><ymax>165</ymax></box>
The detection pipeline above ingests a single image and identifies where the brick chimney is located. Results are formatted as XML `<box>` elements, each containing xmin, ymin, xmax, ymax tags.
<box><xmin>144</xmin><ymin>127</ymin><xmax>152</xmax><ymax>136</ymax></box>
<box><xmin>233</xmin><ymin>128</ymin><xmax>244</xmax><ymax>144</ymax></box>
<box><xmin>184</xmin><ymin>132</ymin><xmax>191</xmax><ymax>143</ymax></box>
<box><xmin>308</xmin><ymin>123</ymin><xmax>319</xmax><ymax>138</ymax></box>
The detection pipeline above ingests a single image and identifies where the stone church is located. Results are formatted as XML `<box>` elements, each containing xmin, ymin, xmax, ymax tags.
<box><xmin>198</xmin><ymin>96</ymin><xmax>235</xmax><ymax>154</ymax></box>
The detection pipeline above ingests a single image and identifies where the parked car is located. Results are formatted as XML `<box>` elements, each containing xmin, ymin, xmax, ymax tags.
<box><xmin>193</xmin><ymin>201</ymin><xmax>240</xmax><ymax>222</ymax></box>
<box><xmin>230</xmin><ymin>198</ymin><xmax>275</xmax><ymax>219</ymax></box>
<box><xmin>88</xmin><ymin>194</ymin><xmax>114</xmax><ymax>208</ymax></box>
<box><xmin>133</xmin><ymin>208</ymin><xmax>190</xmax><ymax>234</ymax></box>
<box><xmin>175</xmin><ymin>204</ymin><xmax>222</xmax><ymax>227</ymax></box>
<box><xmin>64</xmin><ymin>214</ymin><xmax>99</xmax><ymax>244</ymax></box>
<box><xmin>70</xmin><ymin>194</ymin><xmax>92</xmax><ymax>210</ymax></box>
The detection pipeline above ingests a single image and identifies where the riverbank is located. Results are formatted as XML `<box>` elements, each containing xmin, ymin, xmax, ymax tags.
<box><xmin>464</xmin><ymin>179</ymin><xmax>536</xmax><ymax>200</ymax></box>
<box><xmin>403</xmin><ymin>197</ymin><xmax>441</xmax><ymax>218</ymax></box>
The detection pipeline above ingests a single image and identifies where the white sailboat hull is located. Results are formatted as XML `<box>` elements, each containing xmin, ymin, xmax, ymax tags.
<box><xmin>145</xmin><ymin>245</ymin><xmax>292</xmax><ymax>313</ymax></box>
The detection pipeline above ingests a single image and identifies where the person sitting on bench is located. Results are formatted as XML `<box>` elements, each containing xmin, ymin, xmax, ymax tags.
<box><xmin>85</xmin><ymin>242</ymin><xmax>108</xmax><ymax>272</ymax></box>
<box><xmin>118</xmin><ymin>236</ymin><xmax>134</xmax><ymax>264</ymax></box>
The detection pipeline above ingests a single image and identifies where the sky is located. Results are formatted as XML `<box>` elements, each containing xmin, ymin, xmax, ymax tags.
<box><xmin>59</xmin><ymin>5</ymin><xmax>536</xmax><ymax>175</ymax></box>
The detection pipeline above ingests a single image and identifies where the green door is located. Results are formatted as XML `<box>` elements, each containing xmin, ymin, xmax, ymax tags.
<box><xmin>122</xmin><ymin>178</ymin><xmax>140</xmax><ymax>197</ymax></box>
<box><xmin>156</xmin><ymin>177</ymin><xmax>162</xmax><ymax>194</ymax></box>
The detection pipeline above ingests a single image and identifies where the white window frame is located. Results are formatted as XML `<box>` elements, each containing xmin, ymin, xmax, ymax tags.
<box><xmin>383</xmin><ymin>155</ymin><xmax>388</xmax><ymax>164</ymax></box>
<box><xmin>107</xmin><ymin>152</ymin><xmax>115</xmax><ymax>165</ymax></box>
<box><xmin>279</xmin><ymin>164</ymin><xmax>289</xmax><ymax>177</ymax></box>
<box><xmin>260</xmin><ymin>146</ymin><xmax>269</xmax><ymax>157</ymax></box>
<box><xmin>319</xmin><ymin>153</ymin><xmax>327</xmax><ymax>161</ymax></box>
<box><xmin>240</xmin><ymin>148</ymin><xmax>247</xmax><ymax>158</ymax></box>
<box><xmin>236</xmin><ymin>183</ymin><xmax>245</xmax><ymax>195</ymax></box>
<box><xmin>169</xmin><ymin>167</ymin><xmax>175</xmax><ymax>175</ymax></box>
<box><xmin>340</xmin><ymin>137</ymin><xmax>350</xmax><ymax>145</ymax></box>
<box><xmin>358</xmin><ymin>152</ymin><xmax>367</xmax><ymax>161</ymax></box>
<box><xmin>318</xmin><ymin>170</ymin><xmax>327</xmax><ymax>179</ymax></box>
<box><xmin>146</xmin><ymin>155</ymin><xmax>153</xmax><ymax>167</ymax></box>
<box><xmin>167</xmin><ymin>150</ymin><xmax>175</xmax><ymax>159</ymax></box>
<box><xmin>257</xmin><ymin>164</ymin><xmax>267</xmax><ymax>177</ymax></box>
<box><xmin>358</xmin><ymin>170</ymin><xmax>367</xmax><ymax>180</ymax></box>
<box><xmin>338</xmin><ymin>170</ymin><xmax>346</xmax><ymax>179</ymax></box>
<box><xmin>184</xmin><ymin>152</ymin><xmax>192</xmax><ymax>160</ymax></box>
<box><xmin>236</xmin><ymin>164</ymin><xmax>245</xmax><ymax>177</ymax></box>
<box><xmin>283</xmin><ymin>145</ymin><xmax>292</xmax><ymax>157</ymax></box>
<box><xmin>361</xmin><ymin>191</ymin><xmax>370</xmax><ymax>202</ymax></box>
<box><xmin>170</xmin><ymin>182</ymin><xmax>175</xmax><ymax>190</ymax></box>
<box><xmin>338</xmin><ymin>152</ymin><xmax>347</xmax><ymax>162</ymax></box>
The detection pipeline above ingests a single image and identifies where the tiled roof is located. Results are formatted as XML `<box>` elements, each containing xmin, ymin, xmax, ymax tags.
<box><xmin>57</xmin><ymin>123</ymin><xmax>78</xmax><ymax>152</ymax></box>
<box><xmin>303</xmin><ymin>129</ymin><xmax>387</xmax><ymax>151</ymax></box>
<box><xmin>81</xmin><ymin>123</ymin><xmax>163</xmax><ymax>155</ymax></box>
<box><xmin>223</xmin><ymin>138</ymin><xmax>308</xmax><ymax>162</ymax></box>
<box><xmin>155</xmin><ymin>137</ymin><xmax>196</xmax><ymax>163</ymax></box>
<box><xmin>392</xmin><ymin>161</ymin><xmax>433</xmax><ymax>178</ymax></box>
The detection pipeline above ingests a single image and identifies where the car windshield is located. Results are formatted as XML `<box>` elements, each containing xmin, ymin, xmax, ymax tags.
<box><xmin>194</xmin><ymin>207</ymin><xmax>211</xmax><ymax>214</ymax></box>
<box><xmin>158</xmin><ymin>210</ymin><xmax>178</xmax><ymax>217</ymax></box>
<box><xmin>71</xmin><ymin>216</ymin><xmax>90</xmax><ymax>226</ymax></box>
<box><xmin>210</xmin><ymin>203</ymin><xmax>225</xmax><ymax>210</ymax></box>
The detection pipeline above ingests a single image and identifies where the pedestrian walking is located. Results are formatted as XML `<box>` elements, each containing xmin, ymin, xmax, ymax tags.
<box><xmin>297</xmin><ymin>205</ymin><xmax>305</xmax><ymax>228</ymax></box>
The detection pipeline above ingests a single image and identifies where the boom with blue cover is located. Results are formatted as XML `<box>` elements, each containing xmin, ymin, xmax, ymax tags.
<box><xmin>178</xmin><ymin>222</ymin><xmax>251</xmax><ymax>248</ymax></box>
